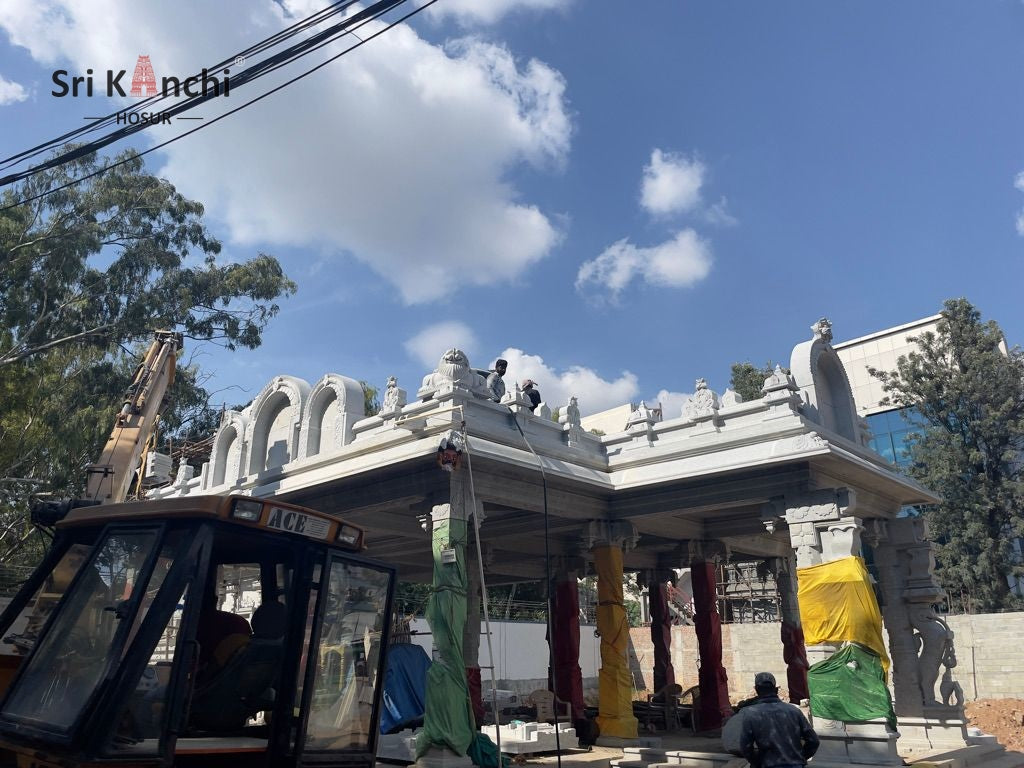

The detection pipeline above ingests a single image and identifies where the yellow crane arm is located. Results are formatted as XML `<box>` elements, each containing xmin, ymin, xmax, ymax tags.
<box><xmin>84</xmin><ymin>331</ymin><xmax>182</xmax><ymax>505</ymax></box>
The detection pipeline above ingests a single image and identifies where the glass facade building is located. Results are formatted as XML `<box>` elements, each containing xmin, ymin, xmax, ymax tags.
<box><xmin>864</xmin><ymin>407</ymin><xmax>918</xmax><ymax>468</ymax></box>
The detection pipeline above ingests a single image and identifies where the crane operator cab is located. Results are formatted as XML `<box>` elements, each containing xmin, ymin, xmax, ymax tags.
<box><xmin>0</xmin><ymin>495</ymin><xmax>394</xmax><ymax>768</ymax></box>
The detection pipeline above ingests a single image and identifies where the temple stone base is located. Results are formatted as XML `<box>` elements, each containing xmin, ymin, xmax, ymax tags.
<box><xmin>897</xmin><ymin>713</ymin><xmax>970</xmax><ymax>752</ymax></box>
<box><xmin>596</xmin><ymin>736</ymin><xmax>663</xmax><ymax>749</ymax></box>
<box><xmin>812</xmin><ymin>718</ymin><xmax>902</xmax><ymax>765</ymax></box>
<box><xmin>413</xmin><ymin>747</ymin><xmax>473</xmax><ymax>768</ymax></box>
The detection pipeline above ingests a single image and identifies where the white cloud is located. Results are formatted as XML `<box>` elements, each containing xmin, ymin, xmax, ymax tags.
<box><xmin>498</xmin><ymin>347</ymin><xmax>638</xmax><ymax>415</ymax></box>
<box><xmin>0</xmin><ymin>74</ymin><xmax>27</xmax><ymax>105</ymax></box>
<box><xmin>428</xmin><ymin>0</ymin><xmax>573</xmax><ymax>27</ymax></box>
<box><xmin>0</xmin><ymin>2</ymin><xmax>571</xmax><ymax>304</ymax></box>
<box><xmin>652</xmin><ymin>389</ymin><xmax>692</xmax><ymax>420</ymax></box>
<box><xmin>404</xmin><ymin>321</ymin><xmax>479</xmax><ymax>370</ymax></box>
<box><xmin>576</xmin><ymin>229</ymin><xmax>712</xmax><ymax>299</ymax></box>
<box><xmin>704</xmin><ymin>196</ymin><xmax>738</xmax><ymax>227</ymax></box>
<box><xmin>1015</xmin><ymin>172</ymin><xmax>1024</xmax><ymax>236</ymax></box>
<box><xmin>640</xmin><ymin>148</ymin><xmax>705</xmax><ymax>216</ymax></box>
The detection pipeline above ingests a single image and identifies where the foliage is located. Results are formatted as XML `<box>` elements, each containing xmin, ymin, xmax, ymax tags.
<box><xmin>0</xmin><ymin>148</ymin><xmax>295</xmax><ymax>367</ymax></box>
<box><xmin>871</xmin><ymin>298</ymin><xmax>1024</xmax><ymax>612</ymax></box>
<box><xmin>0</xmin><ymin>150</ymin><xmax>295</xmax><ymax>564</ymax></box>
<box><xmin>730</xmin><ymin>361</ymin><xmax>786</xmax><ymax>402</ymax></box>
<box><xmin>360</xmin><ymin>381</ymin><xmax>380</xmax><ymax>417</ymax></box>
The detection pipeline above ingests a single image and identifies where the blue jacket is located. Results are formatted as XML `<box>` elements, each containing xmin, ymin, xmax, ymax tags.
<box><xmin>738</xmin><ymin>695</ymin><xmax>819</xmax><ymax>768</ymax></box>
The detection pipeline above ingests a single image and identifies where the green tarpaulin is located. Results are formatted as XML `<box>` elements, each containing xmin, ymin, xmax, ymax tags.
<box><xmin>807</xmin><ymin>644</ymin><xmax>895</xmax><ymax>729</ymax></box>
<box><xmin>416</xmin><ymin>516</ymin><xmax>475</xmax><ymax>757</ymax></box>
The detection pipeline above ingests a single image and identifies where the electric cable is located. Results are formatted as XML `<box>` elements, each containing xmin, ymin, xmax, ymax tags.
<box><xmin>0</xmin><ymin>0</ymin><xmax>438</xmax><ymax>206</ymax></box>
<box><xmin>505</xmin><ymin>404</ymin><xmax>563</xmax><ymax>768</ymax></box>
<box><xmin>0</xmin><ymin>0</ymin><xmax>369</xmax><ymax>172</ymax></box>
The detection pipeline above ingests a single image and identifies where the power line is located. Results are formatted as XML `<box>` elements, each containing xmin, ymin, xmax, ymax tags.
<box><xmin>0</xmin><ymin>0</ymin><xmax>369</xmax><ymax>173</ymax></box>
<box><xmin>0</xmin><ymin>0</ymin><xmax>437</xmax><ymax>206</ymax></box>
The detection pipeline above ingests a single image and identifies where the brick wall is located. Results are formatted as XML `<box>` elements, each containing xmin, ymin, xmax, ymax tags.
<box><xmin>629</xmin><ymin>612</ymin><xmax>1024</xmax><ymax>702</ymax></box>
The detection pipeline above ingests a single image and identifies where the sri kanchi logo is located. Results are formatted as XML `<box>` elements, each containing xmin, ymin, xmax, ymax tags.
<box><xmin>129</xmin><ymin>56</ymin><xmax>157</xmax><ymax>97</ymax></box>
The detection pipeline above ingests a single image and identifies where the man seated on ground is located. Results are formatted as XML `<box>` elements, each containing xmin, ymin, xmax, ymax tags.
<box><xmin>739</xmin><ymin>672</ymin><xmax>819</xmax><ymax>768</ymax></box>
<box><xmin>196</xmin><ymin>585</ymin><xmax>251</xmax><ymax>683</ymax></box>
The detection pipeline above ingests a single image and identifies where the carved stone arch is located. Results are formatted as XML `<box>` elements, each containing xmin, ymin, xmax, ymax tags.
<box><xmin>789</xmin><ymin>319</ymin><xmax>859</xmax><ymax>442</ymax></box>
<box><xmin>300</xmin><ymin>374</ymin><xmax>365</xmax><ymax>458</ymax></box>
<box><xmin>247</xmin><ymin>375</ymin><xmax>311</xmax><ymax>474</ymax></box>
<box><xmin>208</xmin><ymin>410</ymin><xmax>250</xmax><ymax>489</ymax></box>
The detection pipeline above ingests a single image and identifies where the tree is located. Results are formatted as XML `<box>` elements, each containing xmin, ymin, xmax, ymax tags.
<box><xmin>871</xmin><ymin>298</ymin><xmax>1024</xmax><ymax>612</ymax></box>
<box><xmin>0</xmin><ymin>149</ymin><xmax>296</xmax><ymax>564</ymax></box>
<box><xmin>1</xmin><ymin>148</ymin><xmax>295</xmax><ymax>367</ymax></box>
<box><xmin>730</xmin><ymin>361</ymin><xmax>785</xmax><ymax>402</ymax></box>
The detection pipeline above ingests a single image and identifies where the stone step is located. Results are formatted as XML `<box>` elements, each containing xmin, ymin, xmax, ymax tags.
<box><xmin>904</xmin><ymin>742</ymin><xmax>1017</xmax><ymax>768</ymax></box>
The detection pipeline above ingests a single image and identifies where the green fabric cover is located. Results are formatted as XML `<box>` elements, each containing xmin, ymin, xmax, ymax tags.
<box><xmin>807</xmin><ymin>644</ymin><xmax>896</xmax><ymax>729</ymax></box>
<box><xmin>416</xmin><ymin>517</ymin><xmax>475</xmax><ymax>757</ymax></box>
<box><xmin>468</xmin><ymin>732</ymin><xmax>510</xmax><ymax>768</ymax></box>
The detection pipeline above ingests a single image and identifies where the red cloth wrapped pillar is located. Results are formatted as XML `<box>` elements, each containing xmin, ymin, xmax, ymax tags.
<box><xmin>549</xmin><ymin>575</ymin><xmax>586</xmax><ymax>721</ymax></box>
<box><xmin>781</xmin><ymin>620</ymin><xmax>810</xmax><ymax>703</ymax></box>
<box><xmin>649</xmin><ymin>580</ymin><xmax>675</xmax><ymax>693</ymax></box>
<box><xmin>691</xmin><ymin>561</ymin><xmax>732</xmax><ymax>730</ymax></box>
<box><xmin>465</xmin><ymin>666</ymin><xmax>485</xmax><ymax>726</ymax></box>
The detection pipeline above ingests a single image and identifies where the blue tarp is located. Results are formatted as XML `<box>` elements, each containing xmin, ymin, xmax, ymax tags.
<box><xmin>380</xmin><ymin>643</ymin><xmax>432</xmax><ymax>734</ymax></box>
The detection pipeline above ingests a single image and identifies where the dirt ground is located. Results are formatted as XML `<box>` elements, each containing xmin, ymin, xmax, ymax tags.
<box><xmin>965</xmin><ymin>698</ymin><xmax>1024</xmax><ymax>752</ymax></box>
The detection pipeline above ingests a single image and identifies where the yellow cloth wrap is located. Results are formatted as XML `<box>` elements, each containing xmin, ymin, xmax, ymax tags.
<box><xmin>797</xmin><ymin>556</ymin><xmax>889</xmax><ymax>675</ymax></box>
<box><xmin>593</xmin><ymin>544</ymin><xmax>638</xmax><ymax>738</ymax></box>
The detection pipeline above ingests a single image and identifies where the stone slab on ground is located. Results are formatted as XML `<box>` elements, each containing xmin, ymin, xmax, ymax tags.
<box><xmin>481</xmin><ymin>721</ymin><xmax>578</xmax><ymax>754</ymax></box>
<box><xmin>595</xmin><ymin>736</ymin><xmax>662</xmax><ymax>749</ymax></box>
<box><xmin>377</xmin><ymin>729</ymin><xmax>419</xmax><ymax>764</ymax></box>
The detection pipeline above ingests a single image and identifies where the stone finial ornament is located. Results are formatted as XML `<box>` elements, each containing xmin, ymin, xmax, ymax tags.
<box><xmin>812</xmin><ymin>317</ymin><xmax>833</xmax><ymax>344</ymax></box>
<box><xmin>627</xmin><ymin>400</ymin><xmax>662</xmax><ymax>426</ymax></box>
<box><xmin>380</xmin><ymin>375</ymin><xmax>407</xmax><ymax>416</ymax></box>
<box><xmin>683</xmin><ymin>378</ymin><xmax>720</xmax><ymax>421</ymax></box>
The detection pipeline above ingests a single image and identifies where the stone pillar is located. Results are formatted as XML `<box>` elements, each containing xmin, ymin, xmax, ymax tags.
<box><xmin>463</xmin><ymin>547</ymin><xmax>485</xmax><ymax>727</ymax></box>
<box><xmin>585</xmin><ymin>520</ymin><xmax>639</xmax><ymax>741</ymax></box>
<box><xmin>648</xmin><ymin>570</ymin><xmax>676</xmax><ymax>694</ymax></box>
<box><xmin>689</xmin><ymin>540</ymin><xmax>732</xmax><ymax>731</ymax></box>
<box><xmin>769</xmin><ymin>554</ymin><xmax>809</xmax><ymax>704</ymax></box>
<box><xmin>782</xmin><ymin>488</ymin><xmax>901</xmax><ymax>766</ymax></box>
<box><xmin>871</xmin><ymin>517</ymin><xmax>969</xmax><ymax>752</ymax></box>
<box><xmin>415</xmin><ymin>472</ymin><xmax>474</xmax><ymax>768</ymax></box>
<box><xmin>549</xmin><ymin>558</ymin><xmax>586</xmax><ymax>722</ymax></box>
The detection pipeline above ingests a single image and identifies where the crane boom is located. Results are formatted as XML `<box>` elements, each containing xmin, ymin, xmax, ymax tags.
<box><xmin>84</xmin><ymin>330</ymin><xmax>182</xmax><ymax>504</ymax></box>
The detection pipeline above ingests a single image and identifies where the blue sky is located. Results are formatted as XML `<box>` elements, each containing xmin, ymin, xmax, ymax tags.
<box><xmin>2</xmin><ymin>1</ymin><xmax>1023</xmax><ymax>417</ymax></box>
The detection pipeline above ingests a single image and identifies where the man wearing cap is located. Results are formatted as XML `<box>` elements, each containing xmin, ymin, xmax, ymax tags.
<box><xmin>739</xmin><ymin>672</ymin><xmax>819</xmax><ymax>768</ymax></box>
<box><xmin>521</xmin><ymin>380</ymin><xmax>542</xmax><ymax>412</ymax></box>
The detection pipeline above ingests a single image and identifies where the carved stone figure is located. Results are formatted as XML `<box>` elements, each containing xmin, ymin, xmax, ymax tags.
<box><xmin>939</xmin><ymin>640</ymin><xmax>964</xmax><ymax>708</ymax></box>
<box><xmin>908</xmin><ymin>604</ymin><xmax>951</xmax><ymax>706</ymax></box>
<box><xmin>812</xmin><ymin>317</ymin><xmax>833</xmax><ymax>344</ymax></box>
<box><xmin>559</xmin><ymin>396</ymin><xmax>581</xmax><ymax>428</ymax></box>
<box><xmin>418</xmin><ymin>348</ymin><xmax>488</xmax><ymax>400</ymax></box>
<box><xmin>382</xmin><ymin>376</ymin><xmax>405</xmax><ymax>413</ymax></box>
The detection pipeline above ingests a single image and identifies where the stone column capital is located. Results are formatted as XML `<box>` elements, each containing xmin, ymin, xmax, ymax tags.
<box><xmin>583</xmin><ymin>519</ymin><xmax>638</xmax><ymax>552</ymax></box>
<box><xmin>783</xmin><ymin>487</ymin><xmax>857</xmax><ymax>524</ymax></box>
<box><xmin>688</xmin><ymin>538</ymin><xmax>729</xmax><ymax>565</ymax></box>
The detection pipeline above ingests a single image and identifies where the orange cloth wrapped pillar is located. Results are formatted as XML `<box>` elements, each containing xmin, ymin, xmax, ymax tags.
<box><xmin>593</xmin><ymin>544</ymin><xmax>638</xmax><ymax>738</ymax></box>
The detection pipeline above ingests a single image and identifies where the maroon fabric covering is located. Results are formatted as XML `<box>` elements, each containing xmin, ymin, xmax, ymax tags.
<box><xmin>549</xmin><ymin>577</ymin><xmax>585</xmax><ymax>721</ymax></box>
<box><xmin>465</xmin><ymin>666</ymin><xmax>486</xmax><ymax>726</ymax></box>
<box><xmin>691</xmin><ymin>562</ymin><xmax>732</xmax><ymax>730</ymax></box>
<box><xmin>781</xmin><ymin>620</ymin><xmax>810</xmax><ymax>703</ymax></box>
<box><xmin>649</xmin><ymin>581</ymin><xmax>675</xmax><ymax>692</ymax></box>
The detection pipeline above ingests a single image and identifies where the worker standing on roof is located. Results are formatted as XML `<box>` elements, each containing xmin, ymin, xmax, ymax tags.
<box><xmin>739</xmin><ymin>672</ymin><xmax>819</xmax><ymax>768</ymax></box>
<box><xmin>486</xmin><ymin>359</ymin><xmax>507</xmax><ymax>402</ymax></box>
<box><xmin>521</xmin><ymin>379</ymin><xmax>541</xmax><ymax>412</ymax></box>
